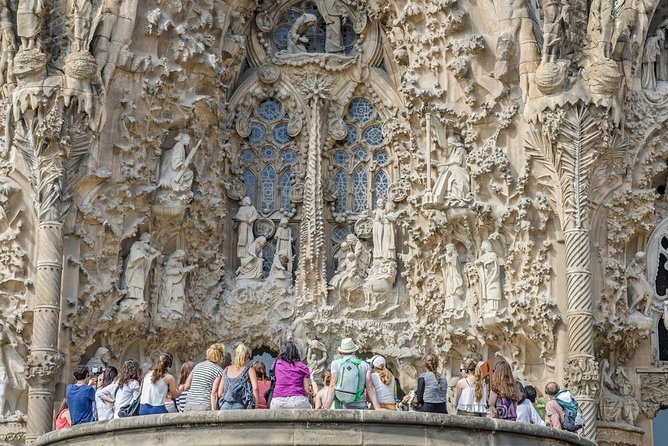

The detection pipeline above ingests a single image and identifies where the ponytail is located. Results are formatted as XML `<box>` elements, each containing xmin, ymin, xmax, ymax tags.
<box><xmin>151</xmin><ymin>352</ymin><xmax>173</xmax><ymax>384</ymax></box>
<box><xmin>424</xmin><ymin>353</ymin><xmax>442</xmax><ymax>391</ymax></box>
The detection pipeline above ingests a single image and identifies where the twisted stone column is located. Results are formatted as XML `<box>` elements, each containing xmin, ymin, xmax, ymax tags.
<box><xmin>25</xmin><ymin>222</ymin><xmax>65</xmax><ymax>444</ymax></box>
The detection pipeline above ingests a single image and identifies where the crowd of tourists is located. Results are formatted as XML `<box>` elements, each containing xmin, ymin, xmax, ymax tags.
<box><xmin>56</xmin><ymin>338</ymin><xmax>584</xmax><ymax>434</ymax></box>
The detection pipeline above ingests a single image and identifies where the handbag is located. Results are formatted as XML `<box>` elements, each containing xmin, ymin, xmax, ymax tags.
<box><xmin>117</xmin><ymin>397</ymin><xmax>140</xmax><ymax>417</ymax></box>
<box><xmin>230</xmin><ymin>364</ymin><xmax>255</xmax><ymax>409</ymax></box>
<box><xmin>265</xmin><ymin>361</ymin><xmax>277</xmax><ymax>407</ymax></box>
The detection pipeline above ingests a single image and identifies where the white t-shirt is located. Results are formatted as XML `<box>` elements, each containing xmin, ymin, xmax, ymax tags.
<box><xmin>371</xmin><ymin>373</ymin><xmax>395</xmax><ymax>404</ymax></box>
<box><xmin>95</xmin><ymin>383</ymin><xmax>115</xmax><ymax>421</ymax></box>
<box><xmin>517</xmin><ymin>399</ymin><xmax>546</xmax><ymax>426</ymax></box>
<box><xmin>113</xmin><ymin>380</ymin><xmax>140</xmax><ymax>418</ymax></box>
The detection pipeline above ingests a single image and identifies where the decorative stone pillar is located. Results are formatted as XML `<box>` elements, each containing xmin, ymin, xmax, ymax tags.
<box><xmin>25</xmin><ymin>222</ymin><xmax>65</xmax><ymax>443</ymax></box>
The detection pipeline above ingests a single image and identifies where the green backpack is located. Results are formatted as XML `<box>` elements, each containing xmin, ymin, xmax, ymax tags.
<box><xmin>334</xmin><ymin>357</ymin><xmax>364</xmax><ymax>404</ymax></box>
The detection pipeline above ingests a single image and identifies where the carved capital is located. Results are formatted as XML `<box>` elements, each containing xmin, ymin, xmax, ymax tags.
<box><xmin>639</xmin><ymin>370</ymin><xmax>668</xmax><ymax>418</ymax></box>
<box><xmin>564</xmin><ymin>355</ymin><xmax>599</xmax><ymax>397</ymax></box>
<box><xmin>25</xmin><ymin>351</ymin><xmax>65</xmax><ymax>387</ymax></box>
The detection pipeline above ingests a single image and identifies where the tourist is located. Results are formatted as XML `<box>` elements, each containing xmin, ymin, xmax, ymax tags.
<box><xmin>176</xmin><ymin>361</ymin><xmax>194</xmax><ymax>412</ymax></box>
<box><xmin>325</xmin><ymin>338</ymin><xmax>381</xmax><ymax>410</ymax></box>
<box><xmin>95</xmin><ymin>366</ymin><xmax>117</xmax><ymax>421</ymax></box>
<box><xmin>111</xmin><ymin>359</ymin><xmax>142</xmax><ymax>419</ymax></box>
<box><xmin>454</xmin><ymin>360</ymin><xmax>487</xmax><ymax>416</ymax></box>
<box><xmin>270</xmin><ymin>341</ymin><xmax>312</xmax><ymax>409</ymax></box>
<box><xmin>369</xmin><ymin>355</ymin><xmax>397</xmax><ymax>410</ymax></box>
<box><xmin>217</xmin><ymin>343</ymin><xmax>259</xmax><ymax>410</ymax></box>
<box><xmin>516</xmin><ymin>381</ymin><xmax>545</xmax><ymax>425</ymax></box>
<box><xmin>314</xmin><ymin>370</ymin><xmax>333</xmax><ymax>409</ymax></box>
<box><xmin>139</xmin><ymin>352</ymin><xmax>181</xmax><ymax>415</ymax></box>
<box><xmin>544</xmin><ymin>382</ymin><xmax>564</xmax><ymax>429</ymax></box>
<box><xmin>66</xmin><ymin>365</ymin><xmax>96</xmax><ymax>425</ymax></box>
<box><xmin>253</xmin><ymin>361</ymin><xmax>271</xmax><ymax>409</ymax></box>
<box><xmin>487</xmin><ymin>360</ymin><xmax>521</xmax><ymax>420</ymax></box>
<box><xmin>416</xmin><ymin>353</ymin><xmax>447</xmax><ymax>414</ymax></box>
<box><xmin>184</xmin><ymin>343</ymin><xmax>226</xmax><ymax>411</ymax></box>
<box><xmin>55</xmin><ymin>399</ymin><xmax>71</xmax><ymax>430</ymax></box>
<box><xmin>525</xmin><ymin>384</ymin><xmax>546</xmax><ymax>419</ymax></box>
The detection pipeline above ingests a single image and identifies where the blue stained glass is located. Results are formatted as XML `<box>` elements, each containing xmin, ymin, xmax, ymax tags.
<box><xmin>241</xmin><ymin>149</ymin><xmax>255</xmax><ymax>164</ymax></box>
<box><xmin>348</xmin><ymin>98</ymin><xmax>374</xmax><ymax>124</ymax></box>
<box><xmin>304</xmin><ymin>2</ymin><xmax>319</xmax><ymax>15</ymax></box>
<box><xmin>344</xmin><ymin>124</ymin><xmax>358</xmax><ymax>146</ymax></box>
<box><xmin>333</xmin><ymin>226</ymin><xmax>348</xmax><ymax>244</ymax></box>
<box><xmin>242</xmin><ymin>169</ymin><xmax>256</xmax><ymax>205</ymax></box>
<box><xmin>352</xmin><ymin>168</ymin><xmax>368</xmax><ymax>213</ymax></box>
<box><xmin>354</xmin><ymin>147</ymin><xmax>368</xmax><ymax>161</ymax></box>
<box><xmin>280</xmin><ymin>169</ymin><xmax>293</xmax><ymax>211</ymax></box>
<box><xmin>287</xmin><ymin>9</ymin><xmax>301</xmax><ymax>22</ymax></box>
<box><xmin>258</xmin><ymin>99</ymin><xmax>283</xmax><ymax>122</ymax></box>
<box><xmin>333</xmin><ymin>150</ymin><xmax>349</xmax><ymax>166</ymax></box>
<box><xmin>343</xmin><ymin>25</ymin><xmax>357</xmax><ymax>47</ymax></box>
<box><xmin>334</xmin><ymin>170</ymin><xmax>348</xmax><ymax>213</ymax></box>
<box><xmin>373</xmin><ymin>170</ymin><xmax>389</xmax><ymax>205</ymax></box>
<box><xmin>274</xmin><ymin>26</ymin><xmax>290</xmax><ymax>48</ymax></box>
<box><xmin>260</xmin><ymin>166</ymin><xmax>276</xmax><ymax>212</ymax></box>
<box><xmin>272</xmin><ymin>122</ymin><xmax>290</xmax><ymax>145</ymax></box>
<box><xmin>364</xmin><ymin>125</ymin><xmax>384</xmax><ymax>146</ymax></box>
<box><xmin>261</xmin><ymin>146</ymin><xmax>276</xmax><ymax>160</ymax></box>
<box><xmin>282</xmin><ymin>150</ymin><xmax>296</xmax><ymax>164</ymax></box>
<box><xmin>262</xmin><ymin>245</ymin><xmax>274</xmax><ymax>278</ymax></box>
<box><xmin>379</xmin><ymin>61</ymin><xmax>387</xmax><ymax>72</ymax></box>
<box><xmin>249</xmin><ymin>123</ymin><xmax>266</xmax><ymax>145</ymax></box>
<box><xmin>374</xmin><ymin>149</ymin><xmax>388</xmax><ymax>165</ymax></box>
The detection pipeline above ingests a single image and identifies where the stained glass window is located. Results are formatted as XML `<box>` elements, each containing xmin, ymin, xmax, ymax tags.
<box><xmin>241</xmin><ymin>149</ymin><xmax>256</xmax><ymax>164</ymax></box>
<box><xmin>282</xmin><ymin>150</ymin><xmax>296</xmax><ymax>164</ymax></box>
<box><xmin>261</xmin><ymin>146</ymin><xmax>276</xmax><ymax>160</ymax></box>
<box><xmin>334</xmin><ymin>170</ymin><xmax>348</xmax><ymax>213</ymax></box>
<box><xmin>348</xmin><ymin>98</ymin><xmax>374</xmax><ymax>124</ymax></box>
<box><xmin>249</xmin><ymin>123</ymin><xmax>266</xmax><ymax>145</ymax></box>
<box><xmin>272</xmin><ymin>123</ymin><xmax>290</xmax><ymax>145</ymax></box>
<box><xmin>374</xmin><ymin>149</ymin><xmax>388</xmax><ymax>165</ymax></box>
<box><xmin>373</xmin><ymin>170</ymin><xmax>389</xmax><ymax>205</ymax></box>
<box><xmin>262</xmin><ymin>245</ymin><xmax>274</xmax><ymax>278</ymax></box>
<box><xmin>280</xmin><ymin>169</ymin><xmax>293</xmax><ymax>212</ymax></box>
<box><xmin>242</xmin><ymin>169</ymin><xmax>256</xmax><ymax>205</ymax></box>
<box><xmin>352</xmin><ymin>167</ymin><xmax>368</xmax><ymax>213</ymax></box>
<box><xmin>364</xmin><ymin>125</ymin><xmax>384</xmax><ymax>146</ymax></box>
<box><xmin>260</xmin><ymin>166</ymin><xmax>276</xmax><ymax>212</ymax></box>
<box><xmin>333</xmin><ymin>151</ymin><xmax>349</xmax><ymax>166</ymax></box>
<box><xmin>258</xmin><ymin>98</ymin><xmax>283</xmax><ymax>121</ymax></box>
<box><xmin>344</xmin><ymin>125</ymin><xmax>359</xmax><ymax>146</ymax></box>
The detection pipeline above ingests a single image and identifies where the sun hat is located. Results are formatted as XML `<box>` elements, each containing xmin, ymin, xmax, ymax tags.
<box><xmin>338</xmin><ymin>338</ymin><xmax>359</xmax><ymax>354</ymax></box>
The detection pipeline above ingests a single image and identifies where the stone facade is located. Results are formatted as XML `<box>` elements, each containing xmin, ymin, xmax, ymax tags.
<box><xmin>0</xmin><ymin>0</ymin><xmax>665</xmax><ymax>445</ymax></box>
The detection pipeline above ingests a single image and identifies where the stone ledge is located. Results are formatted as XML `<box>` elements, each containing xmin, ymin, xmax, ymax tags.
<box><xmin>36</xmin><ymin>410</ymin><xmax>597</xmax><ymax>446</ymax></box>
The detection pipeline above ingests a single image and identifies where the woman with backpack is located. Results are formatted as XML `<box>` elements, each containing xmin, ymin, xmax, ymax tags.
<box><xmin>416</xmin><ymin>353</ymin><xmax>447</xmax><ymax>414</ymax></box>
<box><xmin>454</xmin><ymin>360</ymin><xmax>487</xmax><ymax>416</ymax></box>
<box><xmin>369</xmin><ymin>355</ymin><xmax>397</xmax><ymax>410</ymax></box>
<box><xmin>487</xmin><ymin>360</ymin><xmax>522</xmax><ymax>420</ymax></box>
<box><xmin>217</xmin><ymin>343</ymin><xmax>259</xmax><ymax>410</ymax></box>
<box><xmin>269</xmin><ymin>341</ymin><xmax>312</xmax><ymax>409</ymax></box>
<box><xmin>139</xmin><ymin>352</ymin><xmax>181</xmax><ymax>415</ymax></box>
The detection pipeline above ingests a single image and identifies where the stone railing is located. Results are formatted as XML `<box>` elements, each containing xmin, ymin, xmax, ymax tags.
<box><xmin>35</xmin><ymin>410</ymin><xmax>596</xmax><ymax>446</ymax></box>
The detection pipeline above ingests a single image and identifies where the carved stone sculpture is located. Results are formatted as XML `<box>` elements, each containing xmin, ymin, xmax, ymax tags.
<box><xmin>442</xmin><ymin>243</ymin><xmax>465</xmax><ymax>318</ymax></box>
<box><xmin>314</xmin><ymin>0</ymin><xmax>347</xmax><ymax>53</ymax></box>
<box><xmin>159</xmin><ymin>250</ymin><xmax>196</xmax><ymax>319</ymax></box>
<box><xmin>306</xmin><ymin>339</ymin><xmax>328</xmax><ymax>378</ymax></box>
<box><xmin>345</xmin><ymin>234</ymin><xmax>371</xmax><ymax>277</ymax></box>
<box><xmin>642</xmin><ymin>29</ymin><xmax>665</xmax><ymax>91</ymax></box>
<box><xmin>476</xmin><ymin>240</ymin><xmax>503</xmax><ymax>320</ymax></box>
<box><xmin>158</xmin><ymin>134</ymin><xmax>196</xmax><ymax>195</ymax></box>
<box><xmin>329</xmin><ymin>251</ymin><xmax>363</xmax><ymax>303</ymax></box>
<box><xmin>287</xmin><ymin>14</ymin><xmax>317</xmax><ymax>54</ymax></box>
<box><xmin>16</xmin><ymin>0</ymin><xmax>45</xmax><ymax>50</ymax></box>
<box><xmin>123</xmin><ymin>233</ymin><xmax>160</xmax><ymax>306</ymax></box>
<box><xmin>268</xmin><ymin>250</ymin><xmax>292</xmax><ymax>290</ymax></box>
<box><xmin>236</xmin><ymin>236</ymin><xmax>266</xmax><ymax>280</ymax></box>
<box><xmin>371</xmin><ymin>199</ymin><xmax>399</xmax><ymax>261</ymax></box>
<box><xmin>432</xmin><ymin>136</ymin><xmax>470</xmax><ymax>205</ymax></box>
<box><xmin>274</xmin><ymin>218</ymin><xmax>293</xmax><ymax>272</ymax></box>
<box><xmin>85</xmin><ymin>347</ymin><xmax>111</xmax><ymax>373</ymax></box>
<box><xmin>598</xmin><ymin>359</ymin><xmax>639</xmax><ymax>425</ymax></box>
<box><xmin>0</xmin><ymin>323</ymin><xmax>27</xmax><ymax>417</ymax></box>
<box><xmin>627</xmin><ymin>252</ymin><xmax>653</xmax><ymax>316</ymax></box>
<box><xmin>236</xmin><ymin>197</ymin><xmax>258</xmax><ymax>260</ymax></box>
<box><xmin>70</xmin><ymin>0</ymin><xmax>93</xmax><ymax>53</ymax></box>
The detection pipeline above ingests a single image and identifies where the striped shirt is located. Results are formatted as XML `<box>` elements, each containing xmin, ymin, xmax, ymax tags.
<box><xmin>185</xmin><ymin>361</ymin><xmax>224</xmax><ymax>407</ymax></box>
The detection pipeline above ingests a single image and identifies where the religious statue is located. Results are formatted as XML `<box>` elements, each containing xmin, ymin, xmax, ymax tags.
<box><xmin>124</xmin><ymin>233</ymin><xmax>160</xmax><ymax>302</ymax></box>
<box><xmin>329</xmin><ymin>251</ymin><xmax>363</xmax><ymax>303</ymax></box>
<box><xmin>475</xmin><ymin>240</ymin><xmax>503</xmax><ymax>319</ymax></box>
<box><xmin>432</xmin><ymin>136</ymin><xmax>470</xmax><ymax>204</ymax></box>
<box><xmin>268</xmin><ymin>250</ymin><xmax>292</xmax><ymax>290</ymax></box>
<box><xmin>627</xmin><ymin>251</ymin><xmax>653</xmax><ymax>315</ymax></box>
<box><xmin>442</xmin><ymin>243</ymin><xmax>465</xmax><ymax>316</ymax></box>
<box><xmin>287</xmin><ymin>13</ymin><xmax>317</xmax><ymax>53</ymax></box>
<box><xmin>371</xmin><ymin>199</ymin><xmax>400</xmax><ymax>261</ymax></box>
<box><xmin>306</xmin><ymin>339</ymin><xmax>328</xmax><ymax>378</ymax></box>
<box><xmin>642</xmin><ymin>29</ymin><xmax>665</xmax><ymax>90</ymax></box>
<box><xmin>17</xmin><ymin>0</ymin><xmax>45</xmax><ymax>50</ymax></box>
<box><xmin>86</xmin><ymin>347</ymin><xmax>111</xmax><ymax>374</ymax></box>
<box><xmin>598</xmin><ymin>359</ymin><xmax>640</xmax><ymax>425</ymax></box>
<box><xmin>345</xmin><ymin>233</ymin><xmax>371</xmax><ymax>277</ymax></box>
<box><xmin>236</xmin><ymin>236</ymin><xmax>266</xmax><ymax>280</ymax></box>
<box><xmin>541</xmin><ymin>0</ymin><xmax>567</xmax><ymax>63</ymax></box>
<box><xmin>0</xmin><ymin>6</ymin><xmax>16</xmax><ymax>87</ymax></box>
<box><xmin>314</xmin><ymin>0</ymin><xmax>348</xmax><ymax>53</ymax></box>
<box><xmin>158</xmin><ymin>133</ymin><xmax>198</xmax><ymax>196</ymax></box>
<box><xmin>274</xmin><ymin>218</ymin><xmax>293</xmax><ymax>272</ymax></box>
<box><xmin>0</xmin><ymin>322</ymin><xmax>27</xmax><ymax>416</ymax></box>
<box><xmin>159</xmin><ymin>250</ymin><xmax>196</xmax><ymax>319</ymax></box>
<box><xmin>236</xmin><ymin>197</ymin><xmax>258</xmax><ymax>260</ymax></box>
<box><xmin>70</xmin><ymin>0</ymin><xmax>93</xmax><ymax>52</ymax></box>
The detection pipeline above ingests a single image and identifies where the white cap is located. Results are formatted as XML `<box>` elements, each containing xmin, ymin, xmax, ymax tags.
<box><xmin>370</xmin><ymin>355</ymin><xmax>386</xmax><ymax>368</ymax></box>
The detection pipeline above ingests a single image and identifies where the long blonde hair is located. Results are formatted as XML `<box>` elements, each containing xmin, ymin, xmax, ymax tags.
<box><xmin>233</xmin><ymin>344</ymin><xmax>250</xmax><ymax>368</ymax></box>
<box><xmin>375</xmin><ymin>364</ymin><xmax>394</xmax><ymax>386</ymax></box>
<box><xmin>473</xmin><ymin>361</ymin><xmax>485</xmax><ymax>402</ymax></box>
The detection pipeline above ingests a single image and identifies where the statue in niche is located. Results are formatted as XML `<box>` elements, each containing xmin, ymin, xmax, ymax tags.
<box><xmin>541</xmin><ymin>0</ymin><xmax>567</xmax><ymax>63</ymax></box>
<box><xmin>442</xmin><ymin>243</ymin><xmax>465</xmax><ymax>318</ymax></box>
<box><xmin>598</xmin><ymin>359</ymin><xmax>640</xmax><ymax>425</ymax></box>
<box><xmin>287</xmin><ymin>13</ymin><xmax>317</xmax><ymax>53</ymax></box>
<box><xmin>432</xmin><ymin>136</ymin><xmax>470</xmax><ymax>205</ymax></box>
<box><xmin>475</xmin><ymin>240</ymin><xmax>503</xmax><ymax>319</ymax></box>
<box><xmin>274</xmin><ymin>218</ymin><xmax>293</xmax><ymax>272</ymax></box>
<box><xmin>0</xmin><ymin>6</ymin><xmax>16</xmax><ymax>87</ymax></box>
<box><xmin>159</xmin><ymin>134</ymin><xmax>197</xmax><ymax>194</ymax></box>
<box><xmin>124</xmin><ymin>233</ymin><xmax>160</xmax><ymax>303</ymax></box>
<box><xmin>0</xmin><ymin>321</ymin><xmax>27</xmax><ymax>416</ymax></box>
<box><xmin>329</xmin><ymin>251</ymin><xmax>363</xmax><ymax>303</ymax></box>
<box><xmin>159</xmin><ymin>250</ymin><xmax>195</xmax><ymax>319</ymax></box>
<box><xmin>17</xmin><ymin>0</ymin><xmax>45</xmax><ymax>50</ymax></box>
<box><xmin>70</xmin><ymin>0</ymin><xmax>93</xmax><ymax>52</ymax></box>
<box><xmin>642</xmin><ymin>29</ymin><xmax>665</xmax><ymax>90</ymax></box>
<box><xmin>306</xmin><ymin>339</ymin><xmax>328</xmax><ymax>378</ymax></box>
<box><xmin>346</xmin><ymin>233</ymin><xmax>371</xmax><ymax>277</ymax></box>
<box><xmin>236</xmin><ymin>197</ymin><xmax>258</xmax><ymax>260</ymax></box>
<box><xmin>371</xmin><ymin>199</ymin><xmax>400</xmax><ymax>261</ymax></box>
<box><xmin>86</xmin><ymin>347</ymin><xmax>111</xmax><ymax>373</ymax></box>
<box><xmin>314</xmin><ymin>0</ymin><xmax>348</xmax><ymax>53</ymax></box>
<box><xmin>627</xmin><ymin>251</ymin><xmax>653</xmax><ymax>315</ymax></box>
<box><xmin>268</xmin><ymin>250</ymin><xmax>292</xmax><ymax>290</ymax></box>
<box><xmin>236</xmin><ymin>236</ymin><xmax>266</xmax><ymax>280</ymax></box>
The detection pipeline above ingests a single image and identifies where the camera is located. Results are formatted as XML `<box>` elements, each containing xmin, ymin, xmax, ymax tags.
<box><xmin>91</xmin><ymin>366</ymin><xmax>104</xmax><ymax>376</ymax></box>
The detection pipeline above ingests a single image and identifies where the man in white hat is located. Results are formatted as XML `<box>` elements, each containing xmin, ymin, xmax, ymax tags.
<box><xmin>325</xmin><ymin>338</ymin><xmax>381</xmax><ymax>410</ymax></box>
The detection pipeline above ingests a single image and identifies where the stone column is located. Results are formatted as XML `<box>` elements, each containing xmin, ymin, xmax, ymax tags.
<box><xmin>25</xmin><ymin>222</ymin><xmax>65</xmax><ymax>443</ymax></box>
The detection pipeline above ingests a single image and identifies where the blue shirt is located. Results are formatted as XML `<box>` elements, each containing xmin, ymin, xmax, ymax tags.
<box><xmin>66</xmin><ymin>383</ymin><xmax>96</xmax><ymax>425</ymax></box>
